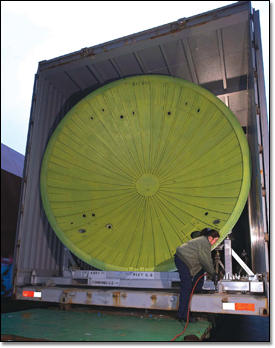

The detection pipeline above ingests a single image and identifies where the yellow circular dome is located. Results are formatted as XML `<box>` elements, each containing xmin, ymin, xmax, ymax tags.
<box><xmin>40</xmin><ymin>75</ymin><xmax>251</xmax><ymax>272</ymax></box>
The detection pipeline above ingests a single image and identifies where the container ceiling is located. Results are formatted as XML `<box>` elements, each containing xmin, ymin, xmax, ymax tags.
<box><xmin>38</xmin><ymin>2</ymin><xmax>250</xmax><ymax>127</ymax></box>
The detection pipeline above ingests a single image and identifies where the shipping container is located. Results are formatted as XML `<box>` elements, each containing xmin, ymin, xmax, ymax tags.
<box><xmin>12</xmin><ymin>0</ymin><xmax>269</xmax><ymax>321</ymax></box>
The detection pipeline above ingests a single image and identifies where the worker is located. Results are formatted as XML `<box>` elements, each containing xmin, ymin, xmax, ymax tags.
<box><xmin>174</xmin><ymin>228</ymin><xmax>220</xmax><ymax>323</ymax></box>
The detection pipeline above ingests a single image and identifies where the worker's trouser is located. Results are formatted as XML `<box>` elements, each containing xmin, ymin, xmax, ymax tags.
<box><xmin>174</xmin><ymin>255</ymin><xmax>204</xmax><ymax>320</ymax></box>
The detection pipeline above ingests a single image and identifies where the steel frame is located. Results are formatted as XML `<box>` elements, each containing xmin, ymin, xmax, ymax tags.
<box><xmin>26</xmin><ymin>238</ymin><xmax>264</xmax><ymax>295</ymax></box>
<box><xmin>16</xmin><ymin>285</ymin><xmax>268</xmax><ymax>316</ymax></box>
<box><xmin>16</xmin><ymin>230</ymin><xmax>267</xmax><ymax>316</ymax></box>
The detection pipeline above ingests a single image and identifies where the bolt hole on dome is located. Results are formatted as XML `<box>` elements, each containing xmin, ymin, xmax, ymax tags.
<box><xmin>106</xmin><ymin>224</ymin><xmax>113</xmax><ymax>230</ymax></box>
<box><xmin>167</xmin><ymin>111</ymin><xmax>171</xmax><ymax>115</ymax></box>
<box><xmin>120</xmin><ymin>115</ymin><xmax>124</xmax><ymax>119</ymax></box>
<box><xmin>79</xmin><ymin>229</ymin><xmax>86</xmax><ymax>233</ymax></box>
<box><xmin>205</xmin><ymin>212</ymin><xmax>209</xmax><ymax>216</ymax></box>
<box><xmin>83</xmin><ymin>214</ymin><xmax>86</xmax><ymax>217</ymax></box>
<box><xmin>197</xmin><ymin>108</ymin><xmax>200</xmax><ymax>112</ymax></box>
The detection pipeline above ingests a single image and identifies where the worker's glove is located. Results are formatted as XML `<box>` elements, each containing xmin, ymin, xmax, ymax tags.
<box><xmin>212</xmin><ymin>273</ymin><xmax>219</xmax><ymax>286</ymax></box>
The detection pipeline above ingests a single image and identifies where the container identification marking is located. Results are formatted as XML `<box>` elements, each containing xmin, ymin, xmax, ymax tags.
<box><xmin>91</xmin><ymin>280</ymin><xmax>120</xmax><ymax>286</ymax></box>
<box><xmin>81</xmin><ymin>271</ymin><xmax>106</xmax><ymax>278</ymax></box>
<box><xmin>125</xmin><ymin>272</ymin><xmax>154</xmax><ymax>279</ymax></box>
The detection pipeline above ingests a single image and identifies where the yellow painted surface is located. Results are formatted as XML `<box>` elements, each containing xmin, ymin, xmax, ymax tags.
<box><xmin>40</xmin><ymin>75</ymin><xmax>251</xmax><ymax>271</ymax></box>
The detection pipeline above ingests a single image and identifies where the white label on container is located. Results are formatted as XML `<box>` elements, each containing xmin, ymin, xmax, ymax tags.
<box><xmin>81</xmin><ymin>271</ymin><xmax>106</xmax><ymax>278</ymax></box>
<box><xmin>91</xmin><ymin>280</ymin><xmax>120</xmax><ymax>286</ymax></box>
<box><xmin>125</xmin><ymin>272</ymin><xmax>154</xmax><ymax>279</ymax></box>
<box><xmin>223</xmin><ymin>303</ymin><xmax>235</xmax><ymax>310</ymax></box>
<box><xmin>33</xmin><ymin>292</ymin><xmax>42</xmax><ymax>297</ymax></box>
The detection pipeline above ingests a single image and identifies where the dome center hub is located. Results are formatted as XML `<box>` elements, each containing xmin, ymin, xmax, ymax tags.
<box><xmin>136</xmin><ymin>174</ymin><xmax>159</xmax><ymax>197</ymax></box>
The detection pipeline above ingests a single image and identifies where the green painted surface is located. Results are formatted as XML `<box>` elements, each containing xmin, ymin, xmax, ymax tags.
<box><xmin>1</xmin><ymin>309</ymin><xmax>212</xmax><ymax>341</ymax></box>
<box><xmin>40</xmin><ymin>75</ymin><xmax>251</xmax><ymax>272</ymax></box>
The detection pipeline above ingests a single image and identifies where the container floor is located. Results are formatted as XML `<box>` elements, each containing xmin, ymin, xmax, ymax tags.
<box><xmin>1</xmin><ymin>308</ymin><xmax>212</xmax><ymax>341</ymax></box>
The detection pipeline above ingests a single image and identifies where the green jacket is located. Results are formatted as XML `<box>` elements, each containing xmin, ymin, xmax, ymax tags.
<box><xmin>175</xmin><ymin>236</ymin><xmax>215</xmax><ymax>276</ymax></box>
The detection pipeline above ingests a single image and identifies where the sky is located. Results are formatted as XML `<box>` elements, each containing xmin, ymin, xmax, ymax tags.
<box><xmin>1</xmin><ymin>1</ymin><xmax>270</xmax><ymax>156</ymax></box>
